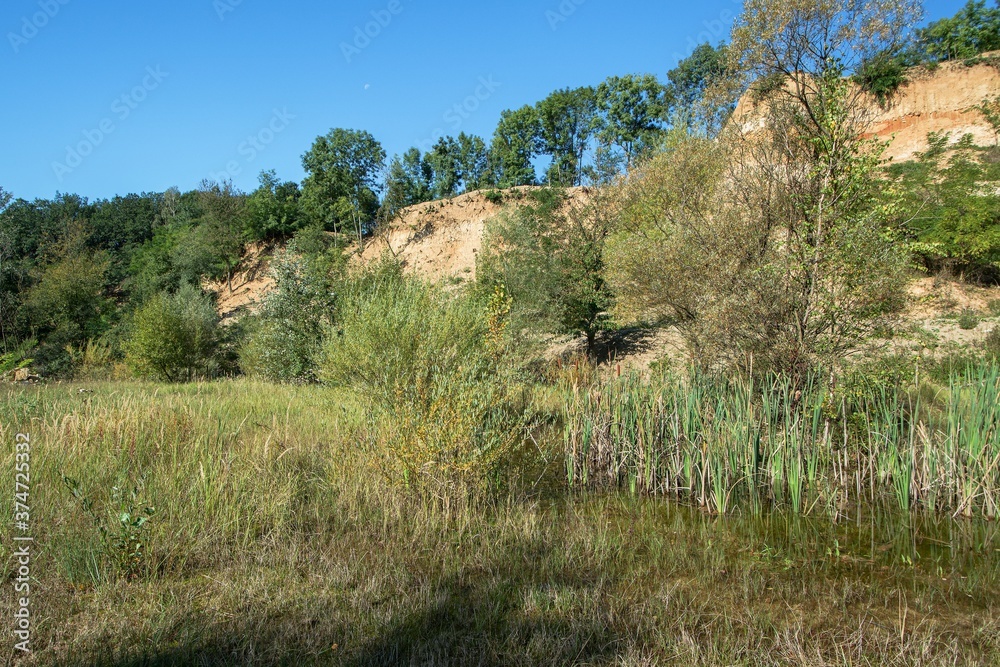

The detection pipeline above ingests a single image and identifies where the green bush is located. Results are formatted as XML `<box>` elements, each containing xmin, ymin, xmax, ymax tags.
<box><xmin>125</xmin><ymin>285</ymin><xmax>220</xmax><ymax>382</ymax></box>
<box><xmin>0</xmin><ymin>338</ymin><xmax>35</xmax><ymax>377</ymax></box>
<box><xmin>958</xmin><ymin>308</ymin><xmax>981</xmax><ymax>330</ymax></box>
<box><xmin>484</xmin><ymin>189</ymin><xmax>505</xmax><ymax>205</ymax></box>
<box><xmin>853</xmin><ymin>50</ymin><xmax>911</xmax><ymax>106</ymax></box>
<box><xmin>239</xmin><ymin>245</ymin><xmax>343</xmax><ymax>383</ymax></box>
<box><xmin>985</xmin><ymin>327</ymin><xmax>1000</xmax><ymax>359</ymax></box>
<box><xmin>320</xmin><ymin>273</ymin><xmax>530</xmax><ymax>486</ymax></box>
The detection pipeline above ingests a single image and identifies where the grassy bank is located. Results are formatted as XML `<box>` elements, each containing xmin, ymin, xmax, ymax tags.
<box><xmin>1</xmin><ymin>380</ymin><xmax>998</xmax><ymax>665</ymax></box>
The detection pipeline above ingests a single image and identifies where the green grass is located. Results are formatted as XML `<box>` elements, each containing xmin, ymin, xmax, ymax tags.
<box><xmin>1</xmin><ymin>380</ymin><xmax>998</xmax><ymax>665</ymax></box>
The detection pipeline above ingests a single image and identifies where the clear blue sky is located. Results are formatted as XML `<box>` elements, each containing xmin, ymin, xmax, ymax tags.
<box><xmin>0</xmin><ymin>0</ymin><xmax>962</xmax><ymax>201</ymax></box>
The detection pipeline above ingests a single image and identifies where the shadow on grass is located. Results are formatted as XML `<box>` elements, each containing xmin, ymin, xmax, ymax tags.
<box><xmin>49</xmin><ymin>536</ymin><xmax>624</xmax><ymax>667</ymax></box>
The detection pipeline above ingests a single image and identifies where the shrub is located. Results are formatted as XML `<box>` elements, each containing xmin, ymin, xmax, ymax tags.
<box><xmin>61</xmin><ymin>473</ymin><xmax>156</xmax><ymax>580</ymax></box>
<box><xmin>125</xmin><ymin>285</ymin><xmax>220</xmax><ymax>382</ymax></box>
<box><xmin>239</xmin><ymin>245</ymin><xmax>344</xmax><ymax>383</ymax></box>
<box><xmin>478</xmin><ymin>187</ymin><xmax>614</xmax><ymax>355</ymax></box>
<box><xmin>66</xmin><ymin>339</ymin><xmax>118</xmax><ymax>381</ymax></box>
<box><xmin>988</xmin><ymin>298</ymin><xmax>1000</xmax><ymax>317</ymax></box>
<box><xmin>0</xmin><ymin>338</ymin><xmax>35</xmax><ymax>378</ymax></box>
<box><xmin>958</xmin><ymin>308</ymin><xmax>981</xmax><ymax>330</ymax></box>
<box><xmin>853</xmin><ymin>50</ymin><xmax>911</xmax><ymax>106</ymax></box>
<box><xmin>320</xmin><ymin>273</ymin><xmax>531</xmax><ymax>487</ymax></box>
<box><xmin>484</xmin><ymin>189</ymin><xmax>505</xmax><ymax>205</ymax></box>
<box><xmin>606</xmin><ymin>95</ymin><xmax>908</xmax><ymax>376</ymax></box>
<box><xmin>985</xmin><ymin>327</ymin><xmax>1000</xmax><ymax>359</ymax></box>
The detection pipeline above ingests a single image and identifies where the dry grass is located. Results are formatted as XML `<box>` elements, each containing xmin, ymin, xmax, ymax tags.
<box><xmin>1</xmin><ymin>380</ymin><xmax>997</xmax><ymax>666</ymax></box>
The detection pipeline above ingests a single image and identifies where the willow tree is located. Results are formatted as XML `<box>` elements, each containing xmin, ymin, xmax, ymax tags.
<box><xmin>608</xmin><ymin>0</ymin><xmax>919</xmax><ymax>375</ymax></box>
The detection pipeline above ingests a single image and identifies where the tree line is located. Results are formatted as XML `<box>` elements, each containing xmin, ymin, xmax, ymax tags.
<box><xmin>1</xmin><ymin>0</ymin><xmax>998</xmax><ymax>379</ymax></box>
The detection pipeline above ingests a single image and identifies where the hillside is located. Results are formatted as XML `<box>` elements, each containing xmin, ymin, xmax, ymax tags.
<box><xmin>869</xmin><ymin>56</ymin><xmax>1000</xmax><ymax>161</ymax></box>
<box><xmin>358</xmin><ymin>186</ymin><xmax>593</xmax><ymax>282</ymax></box>
<box><xmin>735</xmin><ymin>56</ymin><xmax>1000</xmax><ymax>162</ymax></box>
<box><xmin>210</xmin><ymin>59</ymin><xmax>1000</xmax><ymax>362</ymax></box>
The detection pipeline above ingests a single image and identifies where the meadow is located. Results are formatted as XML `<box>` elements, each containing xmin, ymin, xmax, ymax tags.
<box><xmin>2</xmin><ymin>376</ymin><xmax>998</xmax><ymax>666</ymax></box>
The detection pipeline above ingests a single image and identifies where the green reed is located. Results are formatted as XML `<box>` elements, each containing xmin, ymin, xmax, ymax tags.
<box><xmin>563</xmin><ymin>364</ymin><xmax>1000</xmax><ymax>517</ymax></box>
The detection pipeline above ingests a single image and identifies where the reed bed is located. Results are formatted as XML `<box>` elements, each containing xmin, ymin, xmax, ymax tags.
<box><xmin>564</xmin><ymin>364</ymin><xmax>1000</xmax><ymax>517</ymax></box>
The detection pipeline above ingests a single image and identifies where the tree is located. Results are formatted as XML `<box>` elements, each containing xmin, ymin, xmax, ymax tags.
<box><xmin>478</xmin><ymin>189</ymin><xmax>613</xmax><ymax>355</ymax></box>
<box><xmin>88</xmin><ymin>193</ymin><xmax>161</xmax><ymax>285</ymax></box>
<box><xmin>0</xmin><ymin>187</ymin><xmax>14</xmax><ymax>348</ymax></box>
<box><xmin>24</xmin><ymin>220</ymin><xmax>112</xmax><ymax>371</ymax></box>
<box><xmin>536</xmin><ymin>87</ymin><xmax>598</xmax><ymax>186</ymax></box>
<box><xmin>456</xmin><ymin>133</ymin><xmax>491</xmax><ymax>191</ymax></box>
<box><xmin>239</xmin><ymin>241</ymin><xmax>344</xmax><ymax>383</ymax></box>
<box><xmin>667</xmin><ymin>43</ymin><xmax>731</xmax><ymax>134</ymax></box>
<box><xmin>595</xmin><ymin>74</ymin><xmax>672</xmax><ymax>171</ymax></box>
<box><xmin>198</xmin><ymin>179</ymin><xmax>246</xmax><ymax>293</ymax></box>
<box><xmin>916</xmin><ymin>0</ymin><xmax>1000</xmax><ymax>62</ymax></box>
<box><xmin>892</xmin><ymin>132</ymin><xmax>1000</xmax><ymax>279</ymax></box>
<box><xmin>301</xmin><ymin>128</ymin><xmax>386</xmax><ymax>242</ymax></box>
<box><xmin>490</xmin><ymin>106</ymin><xmax>541</xmax><ymax>188</ymax></box>
<box><xmin>426</xmin><ymin>136</ymin><xmax>462</xmax><ymax>199</ymax></box>
<box><xmin>607</xmin><ymin>0</ymin><xmax>917</xmax><ymax>375</ymax></box>
<box><xmin>382</xmin><ymin>148</ymin><xmax>433</xmax><ymax>219</ymax></box>
<box><xmin>245</xmin><ymin>170</ymin><xmax>302</xmax><ymax>241</ymax></box>
<box><xmin>125</xmin><ymin>284</ymin><xmax>220</xmax><ymax>382</ymax></box>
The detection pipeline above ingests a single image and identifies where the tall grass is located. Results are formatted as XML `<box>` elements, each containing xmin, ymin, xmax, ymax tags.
<box><xmin>319</xmin><ymin>274</ymin><xmax>532</xmax><ymax>489</ymax></box>
<box><xmin>1</xmin><ymin>381</ymin><xmax>998</xmax><ymax>664</ymax></box>
<box><xmin>564</xmin><ymin>364</ymin><xmax>1000</xmax><ymax>517</ymax></box>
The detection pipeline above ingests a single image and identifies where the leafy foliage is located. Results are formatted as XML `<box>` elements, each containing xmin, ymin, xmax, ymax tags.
<box><xmin>125</xmin><ymin>284</ymin><xmax>220</xmax><ymax>382</ymax></box>
<box><xmin>595</xmin><ymin>74</ymin><xmax>672</xmax><ymax>170</ymax></box>
<box><xmin>245</xmin><ymin>170</ymin><xmax>303</xmax><ymax>241</ymax></box>
<box><xmin>536</xmin><ymin>87</ymin><xmax>598</xmax><ymax>186</ymax></box>
<box><xmin>239</xmin><ymin>233</ymin><xmax>345</xmax><ymax>383</ymax></box>
<box><xmin>892</xmin><ymin>133</ymin><xmax>1000</xmax><ymax>279</ymax></box>
<box><xmin>62</xmin><ymin>473</ymin><xmax>156</xmax><ymax>580</ymax></box>
<box><xmin>301</xmin><ymin>128</ymin><xmax>385</xmax><ymax>233</ymax></box>
<box><xmin>667</xmin><ymin>43</ymin><xmax>732</xmax><ymax>133</ymax></box>
<box><xmin>478</xmin><ymin>188</ymin><xmax>614</xmax><ymax>354</ymax></box>
<box><xmin>320</xmin><ymin>271</ymin><xmax>530</xmax><ymax>486</ymax></box>
<box><xmin>490</xmin><ymin>106</ymin><xmax>541</xmax><ymax>188</ymax></box>
<box><xmin>916</xmin><ymin>0</ymin><xmax>1000</xmax><ymax>62</ymax></box>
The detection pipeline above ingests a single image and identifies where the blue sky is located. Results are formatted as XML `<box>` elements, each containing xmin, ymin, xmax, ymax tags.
<box><xmin>1</xmin><ymin>0</ymin><xmax>962</xmax><ymax>201</ymax></box>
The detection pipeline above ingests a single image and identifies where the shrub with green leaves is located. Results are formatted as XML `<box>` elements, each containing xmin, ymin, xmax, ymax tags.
<box><xmin>894</xmin><ymin>133</ymin><xmax>1000</xmax><ymax>280</ymax></box>
<box><xmin>985</xmin><ymin>326</ymin><xmax>1000</xmax><ymax>358</ymax></box>
<box><xmin>125</xmin><ymin>284</ymin><xmax>220</xmax><ymax>382</ymax></box>
<box><xmin>61</xmin><ymin>473</ymin><xmax>156</xmax><ymax>580</ymax></box>
<box><xmin>478</xmin><ymin>188</ymin><xmax>614</xmax><ymax>355</ymax></box>
<box><xmin>320</xmin><ymin>272</ymin><xmax>530</xmax><ymax>487</ymax></box>
<box><xmin>239</xmin><ymin>243</ymin><xmax>344</xmax><ymax>383</ymax></box>
<box><xmin>958</xmin><ymin>308</ymin><xmax>982</xmax><ymax>330</ymax></box>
